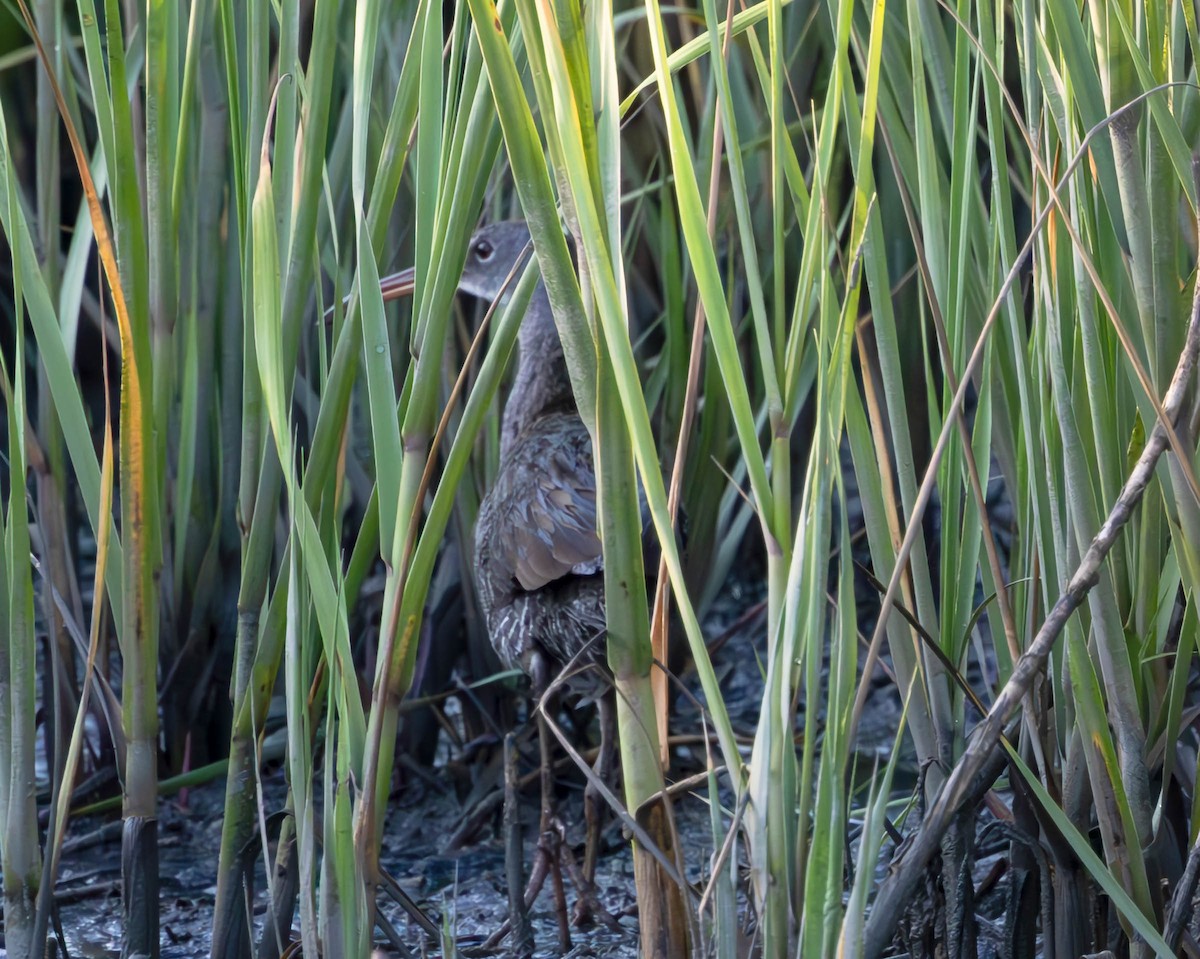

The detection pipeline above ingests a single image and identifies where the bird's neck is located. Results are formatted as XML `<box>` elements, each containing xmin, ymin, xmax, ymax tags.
<box><xmin>500</xmin><ymin>286</ymin><xmax>576</xmax><ymax>458</ymax></box>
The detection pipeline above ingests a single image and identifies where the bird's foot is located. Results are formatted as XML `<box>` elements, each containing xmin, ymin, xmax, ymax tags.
<box><xmin>524</xmin><ymin>812</ymin><xmax>620</xmax><ymax>935</ymax></box>
<box><xmin>557</xmin><ymin>825</ymin><xmax>619</xmax><ymax>929</ymax></box>
<box><xmin>526</xmin><ymin>814</ymin><xmax>572</xmax><ymax>952</ymax></box>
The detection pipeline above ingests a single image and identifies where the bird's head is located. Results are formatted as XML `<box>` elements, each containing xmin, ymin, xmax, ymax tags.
<box><xmin>359</xmin><ymin>221</ymin><xmax>535</xmax><ymax>317</ymax></box>
<box><xmin>456</xmin><ymin>221</ymin><xmax>535</xmax><ymax>303</ymax></box>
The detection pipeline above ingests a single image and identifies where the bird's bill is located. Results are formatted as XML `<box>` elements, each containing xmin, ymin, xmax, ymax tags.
<box><xmin>322</xmin><ymin>265</ymin><xmax>416</xmax><ymax>325</ymax></box>
<box><xmin>378</xmin><ymin>265</ymin><xmax>416</xmax><ymax>301</ymax></box>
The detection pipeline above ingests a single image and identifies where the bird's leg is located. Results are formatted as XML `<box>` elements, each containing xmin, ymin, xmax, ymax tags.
<box><xmin>562</xmin><ymin>826</ymin><xmax>623</xmax><ymax>931</ymax></box>
<box><xmin>568</xmin><ymin>690</ymin><xmax>622</xmax><ymax>929</ymax></box>
<box><xmin>525</xmin><ymin>656</ymin><xmax>621</xmax><ymax>936</ymax></box>
<box><xmin>529</xmin><ymin>653</ymin><xmax>573</xmax><ymax>951</ymax></box>
<box><xmin>583</xmin><ymin>690</ymin><xmax>617</xmax><ymax>884</ymax></box>
<box><xmin>503</xmin><ymin>733</ymin><xmax>533</xmax><ymax>955</ymax></box>
<box><xmin>546</xmin><ymin>816</ymin><xmax>572</xmax><ymax>956</ymax></box>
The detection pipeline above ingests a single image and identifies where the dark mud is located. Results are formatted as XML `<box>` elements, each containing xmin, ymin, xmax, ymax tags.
<box><xmin>47</xmin><ymin>606</ymin><xmax>924</xmax><ymax>959</ymax></box>
<box><xmin>44</xmin><ymin>464</ymin><xmax>1008</xmax><ymax>957</ymax></box>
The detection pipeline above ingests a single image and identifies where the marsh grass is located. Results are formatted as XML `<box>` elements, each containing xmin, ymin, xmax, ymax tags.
<box><xmin>0</xmin><ymin>0</ymin><xmax>1198</xmax><ymax>957</ymax></box>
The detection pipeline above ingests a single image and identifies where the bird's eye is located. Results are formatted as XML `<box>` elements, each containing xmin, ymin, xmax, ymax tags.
<box><xmin>474</xmin><ymin>239</ymin><xmax>494</xmax><ymax>261</ymax></box>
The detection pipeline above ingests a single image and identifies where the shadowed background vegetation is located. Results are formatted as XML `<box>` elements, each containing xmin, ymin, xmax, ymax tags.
<box><xmin>0</xmin><ymin>0</ymin><xmax>1199</xmax><ymax>957</ymax></box>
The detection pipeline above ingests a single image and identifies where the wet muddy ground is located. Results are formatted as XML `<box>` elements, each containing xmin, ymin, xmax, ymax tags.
<box><xmin>45</xmin><ymin>471</ymin><xmax>1005</xmax><ymax>956</ymax></box>
<box><xmin>48</xmin><ymin>600</ymin><xmax>926</xmax><ymax>958</ymax></box>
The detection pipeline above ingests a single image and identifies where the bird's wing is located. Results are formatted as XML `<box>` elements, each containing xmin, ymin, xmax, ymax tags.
<box><xmin>505</xmin><ymin>434</ymin><xmax>603</xmax><ymax>591</ymax></box>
